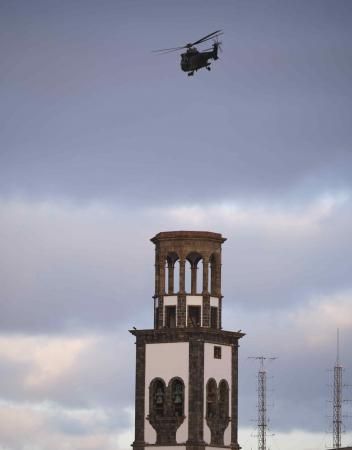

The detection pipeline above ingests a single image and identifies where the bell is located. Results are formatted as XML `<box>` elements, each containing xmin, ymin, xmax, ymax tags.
<box><xmin>156</xmin><ymin>388</ymin><xmax>164</xmax><ymax>404</ymax></box>
<box><xmin>174</xmin><ymin>392</ymin><xmax>182</xmax><ymax>404</ymax></box>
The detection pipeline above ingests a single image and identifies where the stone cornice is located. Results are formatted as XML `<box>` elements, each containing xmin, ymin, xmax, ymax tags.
<box><xmin>129</xmin><ymin>328</ymin><xmax>245</xmax><ymax>345</ymax></box>
<box><xmin>151</xmin><ymin>231</ymin><xmax>226</xmax><ymax>244</ymax></box>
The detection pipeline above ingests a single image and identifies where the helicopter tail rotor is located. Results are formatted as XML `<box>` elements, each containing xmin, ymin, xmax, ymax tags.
<box><xmin>212</xmin><ymin>39</ymin><xmax>222</xmax><ymax>60</ymax></box>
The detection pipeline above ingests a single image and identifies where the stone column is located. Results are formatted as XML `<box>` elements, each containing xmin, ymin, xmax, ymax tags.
<box><xmin>202</xmin><ymin>294</ymin><xmax>210</xmax><ymax>328</ymax></box>
<box><xmin>132</xmin><ymin>336</ymin><xmax>146</xmax><ymax>450</ymax></box>
<box><xmin>154</xmin><ymin>248</ymin><xmax>160</xmax><ymax>297</ymax></box>
<box><xmin>160</xmin><ymin>256</ymin><xmax>166</xmax><ymax>296</ymax></box>
<box><xmin>202</xmin><ymin>258</ymin><xmax>209</xmax><ymax>294</ymax></box>
<box><xmin>210</xmin><ymin>258</ymin><xmax>216</xmax><ymax>296</ymax></box>
<box><xmin>177</xmin><ymin>294</ymin><xmax>186</xmax><ymax>327</ymax></box>
<box><xmin>168</xmin><ymin>263</ymin><xmax>174</xmax><ymax>294</ymax></box>
<box><xmin>219</xmin><ymin>296</ymin><xmax>222</xmax><ymax>329</ymax></box>
<box><xmin>230</xmin><ymin>342</ymin><xmax>240</xmax><ymax>450</ymax></box>
<box><xmin>187</xmin><ymin>338</ymin><xmax>205</xmax><ymax>449</ymax></box>
<box><xmin>179</xmin><ymin>259</ymin><xmax>185</xmax><ymax>294</ymax></box>
<box><xmin>191</xmin><ymin>266</ymin><xmax>197</xmax><ymax>294</ymax></box>
<box><xmin>216</xmin><ymin>258</ymin><xmax>222</xmax><ymax>297</ymax></box>
<box><xmin>157</xmin><ymin>296</ymin><xmax>164</xmax><ymax>329</ymax></box>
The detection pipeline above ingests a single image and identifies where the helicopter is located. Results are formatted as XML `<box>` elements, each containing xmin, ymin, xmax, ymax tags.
<box><xmin>153</xmin><ymin>30</ymin><xmax>223</xmax><ymax>76</ymax></box>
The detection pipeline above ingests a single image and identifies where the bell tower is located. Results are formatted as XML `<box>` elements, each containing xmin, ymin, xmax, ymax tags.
<box><xmin>130</xmin><ymin>231</ymin><xmax>244</xmax><ymax>450</ymax></box>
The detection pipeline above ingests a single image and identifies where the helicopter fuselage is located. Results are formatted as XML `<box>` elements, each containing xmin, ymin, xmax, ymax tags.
<box><xmin>153</xmin><ymin>30</ymin><xmax>222</xmax><ymax>76</ymax></box>
<box><xmin>180</xmin><ymin>43</ymin><xmax>219</xmax><ymax>74</ymax></box>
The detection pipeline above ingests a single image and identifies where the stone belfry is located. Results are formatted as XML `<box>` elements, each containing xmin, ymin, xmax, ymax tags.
<box><xmin>130</xmin><ymin>231</ymin><xmax>244</xmax><ymax>450</ymax></box>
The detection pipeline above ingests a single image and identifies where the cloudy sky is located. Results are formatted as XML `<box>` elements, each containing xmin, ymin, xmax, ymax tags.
<box><xmin>1</xmin><ymin>1</ymin><xmax>352</xmax><ymax>449</ymax></box>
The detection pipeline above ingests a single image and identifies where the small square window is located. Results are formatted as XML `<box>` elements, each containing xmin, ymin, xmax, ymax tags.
<box><xmin>214</xmin><ymin>346</ymin><xmax>222</xmax><ymax>359</ymax></box>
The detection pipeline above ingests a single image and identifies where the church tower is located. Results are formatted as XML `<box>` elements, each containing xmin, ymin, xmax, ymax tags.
<box><xmin>130</xmin><ymin>231</ymin><xmax>244</xmax><ymax>450</ymax></box>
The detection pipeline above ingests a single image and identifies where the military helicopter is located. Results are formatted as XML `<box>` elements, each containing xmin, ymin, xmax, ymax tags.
<box><xmin>153</xmin><ymin>30</ymin><xmax>223</xmax><ymax>76</ymax></box>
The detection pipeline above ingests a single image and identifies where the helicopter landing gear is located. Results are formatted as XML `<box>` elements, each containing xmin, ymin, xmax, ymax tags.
<box><xmin>188</xmin><ymin>71</ymin><xmax>194</xmax><ymax>76</ymax></box>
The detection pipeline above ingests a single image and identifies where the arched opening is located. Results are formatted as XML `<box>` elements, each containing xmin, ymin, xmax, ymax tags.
<box><xmin>174</xmin><ymin>259</ymin><xmax>180</xmax><ymax>293</ymax></box>
<box><xmin>150</xmin><ymin>378</ymin><xmax>166</xmax><ymax>417</ymax></box>
<box><xmin>186</xmin><ymin>252</ymin><xmax>202</xmax><ymax>294</ymax></box>
<box><xmin>196</xmin><ymin>258</ymin><xmax>203</xmax><ymax>293</ymax></box>
<box><xmin>218</xmin><ymin>379</ymin><xmax>229</xmax><ymax>418</ymax></box>
<box><xmin>170</xmin><ymin>377</ymin><xmax>185</xmax><ymax>417</ymax></box>
<box><xmin>206</xmin><ymin>378</ymin><xmax>217</xmax><ymax>418</ymax></box>
<box><xmin>185</xmin><ymin>259</ymin><xmax>192</xmax><ymax>294</ymax></box>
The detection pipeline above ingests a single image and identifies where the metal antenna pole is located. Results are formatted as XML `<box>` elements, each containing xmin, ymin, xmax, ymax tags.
<box><xmin>258</xmin><ymin>358</ymin><xmax>266</xmax><ymax>450</ymax></box>
<box><xmin>249</xmin><ymin>356</ymin><xmax>277</xmax><ymax>450</ymax></box>
<box><xmin>333</xmin><ymin>328</ymin><xmax>342</xmax><ymax>449</ymax></box>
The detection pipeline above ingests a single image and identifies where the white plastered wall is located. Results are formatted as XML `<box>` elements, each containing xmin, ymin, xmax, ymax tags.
<box><xmin>210</xmin><ymin>297</ymin><xmax>219</xmax><ymax>307</ymax></box>
<box><xmin>145</xmin><ymin>342</ymin><xmax>189</xmax><ymax>444</ymax></box>
<box><xmin>203</xmin><ymin>343</ymin><xmax>232</xmax><ymax>446</ymax></box>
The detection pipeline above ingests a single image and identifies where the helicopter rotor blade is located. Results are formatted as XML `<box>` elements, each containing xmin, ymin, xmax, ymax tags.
<box><xmin>152</xmin><ymin>46</ymin><xmax>185</xmax><ymax>53</ymax></box>
<box><xmin>152</xmin><ymin>30</ymin><xmax>223</xmax><ymax>54</ymax></box>
<box><xmin>190</xmin><ymin>30</ymin><xmax>222</xmax><ymax>46</ymax></box>
<box><xmin>194</xmin><ymin>32</ymin><xmax>223</xmax><ymax>46</ymax></box>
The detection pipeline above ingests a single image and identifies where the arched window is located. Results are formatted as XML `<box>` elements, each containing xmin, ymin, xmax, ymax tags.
<box><xmin>170</xmin><ymin>378</ymin><xmax>184</xmax><ymax>417</ymax></box>
<box><xmin>150</xmin><ymin>378</ymin><xmax>166</xmax><ymax>417</ymax></box>
<box><xmin>206</xmin><ymin>378</ymin><xmax>217</xmax><ymax>418</ymax></box>
<box><xmin>148</xmin><ymin>377</ymin><xmax>185</xmax><ymax>445</ymax></box>
<box><xmin>218</xmin><ymin>379</ymin><xmax>229</xmax><ymax>418</ymax></box>
<box><xmin>185</xmin><ymin>259</ymin><xmax>192</xmax><ymax>293</ymax></box>
<box><xmin>196</xmin><ymin>257</ymin><xmax>203</xmax><ymax>293</ymax></box>
<box><xmin>186</xmin><ymin>252</ymin><xmax>203</xmax><ymax>294</ymax></box>
<box><xmin>201</xmin><ymin>258</ymin><xmax>209</xmax><ymax>294</ymax></box>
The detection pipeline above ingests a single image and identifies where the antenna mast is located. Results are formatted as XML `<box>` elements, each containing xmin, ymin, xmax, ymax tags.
<box><xmin>333</xmin><ymin>328</ymin><xmax>342</xmax><ymax>449</ymax></box>
<box><xmin>249</xmin><ymin>356</ymin><xmax>277</xmax><ymax>450</ymax></box>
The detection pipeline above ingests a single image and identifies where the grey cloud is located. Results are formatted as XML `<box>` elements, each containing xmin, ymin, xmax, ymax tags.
<box><xmin>0</xmin><ymin>203</ymin><xmax>155</xmax><ymax>333</ymax></box>
<box><xmin>0</xmin><ymin>400</ymin><xmax>130</xmax><ymax>450</ymax></box>
<box><xmin>0</xmin><ymin>356</ymin><xmax>33</xmax><ymax>401</ymax></box>
<box><xmin>0</xmin><ymin>332</ymin><xmax>134</xmax><ymax>410</ymax></box>
<box><xmin>45</xmin><ymin>335</ymin><xmax>135</xmax><ymax>409</ymax></box>
<box><xmin>222</xmin><ymin>199</ymin><xmax>352</xmax><ymax>310</ymax></box>
<box><xmin>1</xmin><ymin>195</ymin><xmax>352</xmax><ymax>333</ymax></box>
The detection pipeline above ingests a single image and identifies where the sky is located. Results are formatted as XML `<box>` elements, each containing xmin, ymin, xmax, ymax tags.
<box><xmin>0</xmin><ymin>1</ymin><xmax>352</xmax><ymax>449</ymax></box>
